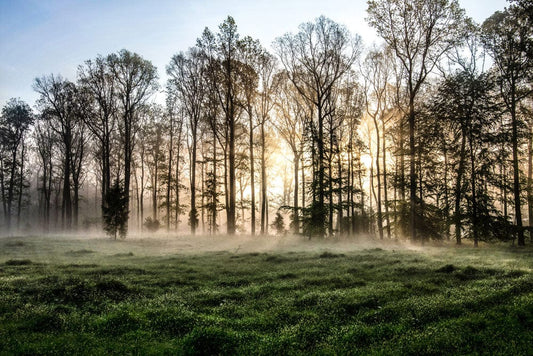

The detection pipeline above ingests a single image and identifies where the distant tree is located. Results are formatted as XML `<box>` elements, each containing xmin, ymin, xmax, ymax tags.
<box><xmin>273</xmin><ymin>71</ymin><xmax>305</xmax><ymax>234</ymax></box>
<box><xmin>361</xmin><ymin>47</ymin><xmax>394</xmax><ymax>239</ymax></box>
<box><xmin>143</xmin><ymin>104</ymin><xmax>165</xmax><ymax>223</ymax></box>
<box><xmin>237</xmin><ymin>37</ymin><xmax>263</xmax><ymax>235</ymax></box>
<box><xmin>107</xmin><ymin>49</ymin><xmax>159</xmax><ymax>237</ymax></box>
<box><xmin>367</xmin><ymin>0</ymin><xmax>466</xmax><ymax>242</ymax></box>
<box><xmin>482</xmin><ymin>3</ymin><xmax>533</xmax><ymax>246</ymax></box>
<box><xmin>34</xmin><ymin>118</ymin><xmax>56</xmax><ymax>232</ymax></box>
<box><xmin>271</xmin><ymin>211</ymin><xmax>285</xmax><ymax>235</ymax></box>
<box><xmin>274</xmin><ymin>16</ymin><xmax>360</xmax><ymax>237</ymax></box>
<box><xmin>102</xmin><ymin>180</ymin><xmax>128</xmax><ymax>239</ymax></box>
<box><xmin>0</xmin><ymin>98</ymin><xmax>33</xmax><ymax>233</ymax></box>
<box><xmin>34</xmin><ymin>75</ymin><xmax>82</xmax><ymax>229</ymax></box>
<box><xmin>78</xmin><ymin>55</ymin><xmax>117</xmax><ymax>209</ymax></box>
<box><xmin>143</xmin><ymin>216</ymin><xmax>160</xmax><ymax>232</ymax></box>
<box><xmin>167</xmin><ymin>48</ymin><xmax>208</xmax><ymax>235</ymax></box>
<box><xmin>255</xmin><ymin>51</ymin><xmax>278</xmax><ymax>235</ymax></box>
<box><xmin>197</xmin><ymin>17</ymin><xmax>262</xmax><ymax>235</ymax></box>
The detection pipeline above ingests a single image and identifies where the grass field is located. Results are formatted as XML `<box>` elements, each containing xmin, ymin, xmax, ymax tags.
<box><xmin>0</xmin><ymin>234</ymin><xmax>532</xmax><ymax>355</ymax></box>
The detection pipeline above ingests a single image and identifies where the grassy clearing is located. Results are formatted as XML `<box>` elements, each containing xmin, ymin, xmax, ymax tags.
<box><xmin>0</xmin><ymin>235</ymin><xmax>532</xmax><ymax>355</ymax></box>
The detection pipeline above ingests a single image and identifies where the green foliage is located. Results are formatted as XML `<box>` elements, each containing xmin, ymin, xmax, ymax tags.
<box><xmin>302</xmin><ymin>201</ymin><xmax>327</xmax><ymax>238</ymax></box>
<box><xmin>102</xmin><ymin>181</ymin><xmax>128</xmax><ymax>239</ymax></box>
<box><xmin>0</xmin><ymin>236</ymin><xmax>531</xmax><ymax>354</ymax></box>
<box><xmin>143</xmin><ymin>217</ymin><xmax>160</xmax><ymax>232</ymax></box>
<box><xmin>271</xmin><ymin>211</ymin><xmax>285</xmax><ymax>235</ymax></box>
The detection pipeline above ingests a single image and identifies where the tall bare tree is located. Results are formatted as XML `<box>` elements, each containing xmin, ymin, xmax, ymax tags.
<box><xmin>77</xmin><ymin>55</ymin><xmax>117</xmax><ymax>209</ymax></box>
<box><xmin>367</xmin><ymin>0</ymin><xmax>466</xmax><ymax>241</ymax></box>
<box><xmin>275</xmin><ymin>16</ymin><xmax>360</xmax><ymax>237</ymax></box>
<box><xmin>167</xmin><ymin>48</ymin><xmax>208</xmax><ymax>234</ymax></box>
<box><xmin>108</xmin><ymin>49</ymin><xmax>158</xmax><ymax>237</ymax></box>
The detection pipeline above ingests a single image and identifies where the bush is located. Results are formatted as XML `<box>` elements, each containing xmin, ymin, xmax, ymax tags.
<box><xmin>102</xmin><ymin>181</ymin><xmax>128</xmax><ymax>239</ymax></box>
<box><xmin>144</xmin><ymin>217</ymin><xmax>160</xmax><ymax>232</ymax></box>
<box><xmin>271</xmin><ymin>212</ymin><xmax>285</xmax><ymax>235</ymax></box>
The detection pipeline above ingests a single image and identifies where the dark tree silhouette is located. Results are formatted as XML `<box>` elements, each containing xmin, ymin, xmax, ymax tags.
<box><xmin>102</xmin><ymin>180</ymin><xmax>129</xmax><ymax>239</ymax></box>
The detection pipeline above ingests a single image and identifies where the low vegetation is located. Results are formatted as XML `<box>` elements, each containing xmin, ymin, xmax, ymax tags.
<box><xmin>0</xmin><ymin>235</ymin><xmax>532</xmax><ymax>354</ymax></box>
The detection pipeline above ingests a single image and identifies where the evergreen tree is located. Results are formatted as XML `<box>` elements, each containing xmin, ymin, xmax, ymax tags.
<box><xmin>102</xmin><ymin>181</ymin><xmax>129</xmax><ymax>239</ymax></box>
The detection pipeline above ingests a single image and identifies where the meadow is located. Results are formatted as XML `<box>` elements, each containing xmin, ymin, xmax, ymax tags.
<box><xmin>0</xmin><ymin>234</ymin><xmax>532</xmax><ymax>355</ymax></box>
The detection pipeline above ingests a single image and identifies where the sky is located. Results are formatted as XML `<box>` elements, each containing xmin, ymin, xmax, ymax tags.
<box><xmin>0</xmin><ymin>0</ymin><xmax>509</xmax><ymax>107</ymax></box>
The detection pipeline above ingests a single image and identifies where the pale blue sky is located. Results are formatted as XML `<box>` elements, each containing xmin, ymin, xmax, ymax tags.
<box><xmin>0</xmin><ymin>0</ymin><xmax>508</xmax><ymax>107</ymax></box>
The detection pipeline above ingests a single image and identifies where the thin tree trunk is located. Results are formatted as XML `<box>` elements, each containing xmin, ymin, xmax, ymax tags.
<box><xmin>293</xmin><ymin>154</ymin><xmax>299</xmax><ymax>234</ymax></box>
<box><xmin>190</xmin><ymin>125</ymin><xmax>198</xmax><ymax>235</ymax></box>
<box><xmin>527</xmin><ymin>120</ymin><xmax>533</xmax><ymax>238</ymax></box>
<box><xmin>201</xmin><ymin>158</ymin><xmax>205</xmax><ymax>233</ymax></box>
<box><xmin>16</xmin><ymin>144</ymin><xmax>25</xmax><ymax>230</ymax></box>
<box><xmin>443</xmin><ymin>146</ymin><xmax>450</xmax><ymax>240</ymax></box>
<box><xmin>337</xmin><ymin>150</ymin><xmax>343</xmax><ymax>235</ymax></box>
<box><xmin>455</xmin><ymin>132</ymin><xmax>466</xmax><ymax>245</ymax></box>
<box><xmin>382</xmin><ymin>119</ymin><xmax>390</xmax><ymax>239</ymax></box>
<box><xmin>510</xmin><ymin>91</ymin><xmax>524</xmax><ymax>245</ymax></box>
<box><xmin>140</xmin><ymin>145</ymin><xmax>145</xmax><ymax>231</ymax></box>
<box><xmin>373</xmin><ymin>116</ymin><xmax>383</xmax><ymax>239</ymax></box>
<box><xmin>249</xmin><ymin>109</ymin><xmax>256</xmax><ymax>235</ymax></box>
<box><xmin>469</xmin><ymin>133</ymin><xmax>478</xmax><ymax>247</ymax></box>
<box><xmin>409</xmin><ymin>98</ymin><xmax>416</xmax><ymax>242</ymax></box>
<box><xmin>167</xmin><ymin>121</ymin><xmax>173</xmax><ymax>232</ymax></box>
<box><xmin>261</xmin><ymin>122</ymin><xmax>267</xmax><ymax>235</ymax></box>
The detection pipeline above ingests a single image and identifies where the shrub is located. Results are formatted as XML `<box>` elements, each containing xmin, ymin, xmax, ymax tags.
<box><xmin>143</xmin><ymin>217</ymin><xmax>160</xmax><ymax>232</ymax></box>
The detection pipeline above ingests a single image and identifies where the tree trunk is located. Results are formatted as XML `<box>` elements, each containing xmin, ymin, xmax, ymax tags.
<box><xmin>124</xmin><ymin>113</ymin><xmax>133</xmax><ymax>235</ymax></box>
<box><xmin>409</xmin><ymin>98</ymin><xmax>416</xmax><ymax>242</ymax></box>
<box><xmin>249</xmin><ymin>109</ymin><xmax>256</xmax><ymax>235</ymax></box>
<box><xmin>455</xmin><ymin>132</ymin><xmax>467</xmax><ymax>245</ymax></box>
<box><xmin>382</xmin><ymin>119</ymin><xmax>390</xmax><ymax>239</ymax></box>
<box><xmin>373</xmin><ymin>116</ymin><xmax>383</xmax><ymax>239</ymax></box>
<box><xmin>140</xmin><ymin>145</ymin><xmax>145</xmax><ymax>231</ymax></box>
<box><xmin>190</xmin><ymin>124</ymin><xmax>198</xmax><ymax>235</ymax></box>
<box><xmin>510</xmin><ymin>91</ymin><xmax>524</xmax><ymax>245</ymax></box>
<box><xmin>63</xmin><ymin>136</ymin><xmax>72</xmax><ymax>230</ymax></box>
<box><xmin>527</xmin><ymin>120</ymin><xmax>533</xmax><ymax>238</ymax></box>
<box><xmin>293</xmin><ymin>154</ymin><xmax>299</xmax><ymax>234</ymax></box>
<box><xmin>152</xmin><ymin>136</ymin><xmax>159</xmax><ymax>222</ymax></box>
<box><xmin>469</xmin><ymin>133</ymin><xmax>478</xmax><ymax>247</ymax></box>
<box><xmin>337</xmin><ymin>150</ymin><xmax>343</xmax><ymax>235</ymax></box>
<box><xmin>167</xmin><ymin>120</ymin><xmax>173</xmax><ymax>232</ymax></box>
<box><xmin>16</xmin><ymin>143</ymin><xmax>25</xmax><ymax>230</ymax></box>
<box><xmin>212</xmin><ymin>130</ymin><xmax>218</xmax><ymax>234</ymax></box>
<box><xmin>260</xmin><ymin>121</ymin><xmax>268</xmax><ymax>235</ymax></box>
<box><xmin>443</xmin><ymin>146</ymin><xmax>450</xmax><ymax>240</ymax></box>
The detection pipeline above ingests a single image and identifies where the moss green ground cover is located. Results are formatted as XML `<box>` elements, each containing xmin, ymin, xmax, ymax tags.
<box><xmin>0</xmin><ymin>235</ymin><xmax>532</xmax><ymax>355</ymax></box>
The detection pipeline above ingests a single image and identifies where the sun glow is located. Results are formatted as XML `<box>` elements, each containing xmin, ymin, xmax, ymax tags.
<box><xmin>360</xmin><ymin>153</ymin><xmax>373</xmax><ymax>169</ymax></box>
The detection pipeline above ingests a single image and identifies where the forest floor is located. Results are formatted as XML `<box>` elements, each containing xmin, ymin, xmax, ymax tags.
<box><xmin>0</xmin><ymin>234</ymin><xmax>532</xmax><ymax>355</ymax></box>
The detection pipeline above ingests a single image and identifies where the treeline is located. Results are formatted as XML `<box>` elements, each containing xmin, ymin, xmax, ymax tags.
<box><xmin>0</xmin><ymin>0</ymin><xmax>531</xmax><ymax>245</ymax></box>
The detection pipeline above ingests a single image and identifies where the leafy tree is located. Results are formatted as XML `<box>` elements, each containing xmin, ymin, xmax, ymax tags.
<box><xmin>367</xmin><ymin>0</ymin><xmax>467</xmax><ymax>241</ymax></box>
<box><xmin>0</xmin><ymin>98</ymin><xmax>33</xmax><ymax>233</ymax></box>
<box><xmin>275</xmin><ymin>16</ymin><xmax>360</xmax><ymax>237</ymax></box>
<box><xmin>271</xmin><ymin>211</ymin><xmax>285</xmax><ymax>235</ymax></box>
<box><xmin>102</xmin><ymin>181</ymin><xmax>129</xmax><ymax>239</ymax></box>
<box><xmin>481</xmin><ymin>3</ymin><xmax>533</xmax><ymax>245</ymax></box>
<box><xmin>77</xmin><ymin>55</ymin><xmax>117</xmax><ymax>207</ymax></box>
<box><xmin>167</xmin><ymin>48</ymin><xmax>208</xmax><ymax>235</ymax></box>
<box><xmin>108</xmin><ymin>49</ymin><xmax>159</xmax><ymax>237</ymax></box>
<box><xmin>34</xmin><ymin>75</ymin><xmax>85</xmax><ymax>229</ymax></box>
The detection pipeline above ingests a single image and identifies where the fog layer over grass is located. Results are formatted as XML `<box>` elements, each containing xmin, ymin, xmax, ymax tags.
<box><xmin>0</xmin><ymin>235</ymin><xmax>532</xmax><ymax>354</ymax></box>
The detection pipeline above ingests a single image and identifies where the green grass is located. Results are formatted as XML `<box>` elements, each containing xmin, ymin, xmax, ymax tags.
<box><xmin>0</xmin><ymin>235</ymin><xmax>532</xmax><ymax>355</ymax></box>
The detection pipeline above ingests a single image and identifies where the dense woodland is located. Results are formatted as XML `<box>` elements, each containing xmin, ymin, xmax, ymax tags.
<box><xmin>0</xmin><ymin>0</ymin><xmax>531</xmax><ymax>245</ymax></box>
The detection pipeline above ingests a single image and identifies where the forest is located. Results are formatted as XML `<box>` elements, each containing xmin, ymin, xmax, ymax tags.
<box><xmin>1</xmin><ymin>1</ymin><xmax>532</xmax><ymax>354</ymax></box>
<box><xmin>1</xmin><ymin>0</ymin><xmax>532</xmax><ymax>246</ymax></box>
